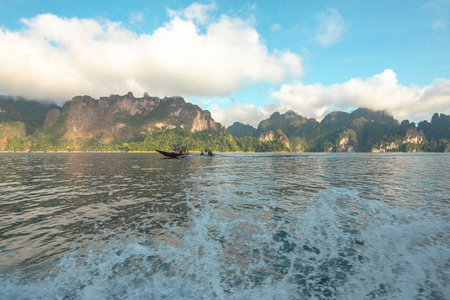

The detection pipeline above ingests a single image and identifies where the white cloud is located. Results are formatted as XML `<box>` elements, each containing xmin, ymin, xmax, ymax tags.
<box><xmin>210</xmin><ymin>103</ymin><xmax>270</xmax><ymax>128</ymax></box>
<box><xmin>0</xmin><ymin>11</ymin><xmax>303</xmax><ymax>103</ymax></box>
<box><xmin>278</xmin><ymin>51</ymin><xmax>304</xmax><ymax>78</ymax></box>
<box><xmin>129</xmin><ymin>11</ymin><xmax>144</xmax><ymax>25</ymax></box>
<box><xmin>270</xmin><ymin>69</ymin><xmax>450</xmax><ymax>122</ymax></box>
<box><xmin>167</xmin><ymin>1</ymin><xmax>217</xmax><ymax>25</ymax></box>
<box><xmin>313</xmin><ymin>8</ymin><xmax>347</xmax><ymax>46</ymax></box>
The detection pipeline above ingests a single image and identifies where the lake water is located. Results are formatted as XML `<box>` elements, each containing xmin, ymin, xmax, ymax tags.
<box><xmin>0</xmin><ymin>153</ymin><xmax>449</xmax><ymax>299</ymax></box>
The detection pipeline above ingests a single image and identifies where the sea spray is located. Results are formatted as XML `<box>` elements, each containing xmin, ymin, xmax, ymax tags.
<box><xmin>2</xmin><ymin>186</ymin><xmax>449</xmax><ymax>299</ymax></box>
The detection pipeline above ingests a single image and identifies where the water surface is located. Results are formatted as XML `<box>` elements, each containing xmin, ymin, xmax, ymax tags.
<box><xmin>0</xmin><ymin>153</ymin><xmax>449</xmax><ymax>299</ymax></box>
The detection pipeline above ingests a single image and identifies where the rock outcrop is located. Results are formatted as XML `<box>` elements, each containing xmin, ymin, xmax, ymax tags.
<box><xmin>371</xmin><ymin>128</ymin><xmax>427</xmax><ymax>152</ymax></box>
<box><xmin>2</xmin><ymin>93</ymin><xmax>449</xmax><ymax>152</ymax></box>
<box><xmin>259</xmin><ymin>129</ymin><xmax>290</xmax><ymax>149</ymax></box>
<box><xmin>257</xmin><ymin>110</ymin><xmax>321</xmax><ymax>141</ymax></box>
<box><xmin>335</xmin><ymin>129</ymin><xmax>357</xmax><ymax>152</ymax></box>
<box><xmin>259</xmin><ymin>131</ymin><xmax>275</xmax><ymax>142</ymax></box>
<box><xmin>49</xmin><ymin>92</ymin><xmax>219</xmax><ymax>143</ymax></box>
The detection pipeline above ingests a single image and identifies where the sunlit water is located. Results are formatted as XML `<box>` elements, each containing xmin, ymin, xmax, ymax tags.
<box><xmin>0</xmin><ymin>153</ymin><xmax>449</xmax><ymax>299</ymax></box>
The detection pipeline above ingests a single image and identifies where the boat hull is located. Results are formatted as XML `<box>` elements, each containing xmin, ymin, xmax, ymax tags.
<box><xmin>155</xmin><ymin>150</ymin><xmax>190</xmax><ymax>158</ymax></box>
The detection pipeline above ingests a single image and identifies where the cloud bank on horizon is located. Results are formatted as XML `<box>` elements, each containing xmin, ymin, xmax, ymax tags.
<box><xmin>0</xmin><ymin>1</ymin><xmax>449</xmax><ymax>127</ymax></box>
<box><xmin>0</xmin><ymin>11</ymin><xmax>301</xmax><ymax>100</ymax></box>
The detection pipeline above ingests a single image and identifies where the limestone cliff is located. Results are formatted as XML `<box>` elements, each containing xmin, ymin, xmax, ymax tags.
<box><xmin>335</xmin><ymin>129</ymin><xmax>358</xmax><ymax>152</ymax></box>
<box><xmin>259</xmin><ymin>131</ymin><xmax>275</xmax><ymax>142</ymax></box>
<box><xmin>259</xmin><ymin>129</ymin><xmax>290</xmax><ymax>149</ymax></box>
<box><xmin>49</xmin><ymin>92</ymin><xmax>219</xmax><ymax>143</ymax></box>
<box><xmin>371</xmin><ymin>128</ymin><xmax>427</xmax><ymax>152</ymax></box>
<box><xmin>2</xmin><ymin>93</ymin><xmax>448</xmax><ymax>152</ymax></box>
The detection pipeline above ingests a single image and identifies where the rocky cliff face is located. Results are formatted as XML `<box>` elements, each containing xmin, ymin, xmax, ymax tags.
<box><xmin>259</xmin><ymin>130</ymin><xmax>290</xmax><ymax>149</ymax></box>
<box><xmin>371</xmin><ymin>128</ymin><xmax>427</xmax><ymax>152</ymax></box>
<box><xmin>259</xmin><ymin>131</ymin><xmax>275</xmax><ymax>142</ymax></box>
<box><xmin>335</xmin><ymin>129</ymin><xmax>358</xmax><ymax>152</ymax></box>
<box><xmin>257</xmin><ymin>110</ymin><xmax>322</xmax><ymax>140</ymax></box>
<box><xmin>49</xmin><ymin>92</ymin><xmax>219</xmax><ymax>142</ymax></box>
<box><xmin>336</xmin><ymin>136</ymin><xmax>355</xmax><ymax>152</ymax></box>
<box><xmin>2</xmin><ymin>93</ymin><xmax>448</xmax><ymax>152</ymax></box>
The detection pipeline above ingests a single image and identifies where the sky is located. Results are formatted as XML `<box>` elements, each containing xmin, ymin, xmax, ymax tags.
<box><xmin>0</xmin><ymin>0</ymin><xmax>449</xmax><ymax>127</ymax></box>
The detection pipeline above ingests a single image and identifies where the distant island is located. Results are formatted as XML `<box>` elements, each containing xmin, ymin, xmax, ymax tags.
<box><xmin>1</xmin><ymin>93</ymin><xmax>449</xmax><ymax>153</ymax></box>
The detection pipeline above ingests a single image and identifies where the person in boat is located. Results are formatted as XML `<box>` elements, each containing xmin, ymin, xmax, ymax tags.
<box><xmin>200</xmin><ymin>150</ymin><xmax>204</xmax><ymax>156</ymax></box>
<box><xmin>208</xmin><ymin>150</ymin><xmax>213</xmax><ymax>156</ymax></box>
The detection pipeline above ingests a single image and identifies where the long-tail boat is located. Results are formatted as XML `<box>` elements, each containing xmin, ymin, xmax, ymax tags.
<box><xmin>155</xmin><ymin>149</ymin><xmax>190</xmax><ymax>158</ymax></box>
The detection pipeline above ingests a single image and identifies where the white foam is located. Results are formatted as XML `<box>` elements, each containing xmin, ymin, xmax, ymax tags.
<box><xmin>1</xmin><ymin>187</ymin><xmax>448</xmax><ymax>299</ymax></box>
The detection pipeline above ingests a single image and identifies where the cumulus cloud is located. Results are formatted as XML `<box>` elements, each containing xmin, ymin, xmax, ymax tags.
<box><xmin>278</xmin><ymin>50</ymin><xmax>304</xmax><ymax>78</ymax></box>
<box><xmin>0</xmin><ymin>9</ymin><xmax>303</xmax><ymax>103</ymax></box>
<box><xmin>207</xmin><ymin>70</ymin><xmax>450</xmax><ymax>126</ymax></box>
<box><xmin>211</xmin><ymin>103</ymin><xmax>271</xmax><ymax>128</ymax></box>
<box><xmin>313</xmin><ymin>8</ymin><xmax>347</xmax><ymax>46</ymax></box>
<box><xmin>270</xmin><ymin>69</ymin><xmax>450</xmax><ymax>122</ymax></box>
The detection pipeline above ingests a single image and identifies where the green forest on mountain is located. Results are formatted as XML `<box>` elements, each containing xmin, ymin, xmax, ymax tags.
<box><xmin>1</xmin><ymin>96</ymin><xmax>449</xmax><ymax>153</ymax></box>
<box><xmin>1</xmin><ymin>127</ymin><xmax>291</xmax><ymax>153</ymax></box>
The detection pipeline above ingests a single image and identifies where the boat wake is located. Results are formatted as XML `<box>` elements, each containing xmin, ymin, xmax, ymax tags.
<box><xmin>1</xmin><ymin>187</ymin><xmax>449</xmax><ymax>299</ymax></box>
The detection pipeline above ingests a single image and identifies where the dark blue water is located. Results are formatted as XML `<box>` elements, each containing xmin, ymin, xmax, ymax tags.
<box><xmin>0</xmin><ymin>153</ymin><xmax>449</xmax><ymax>299</ymax></box>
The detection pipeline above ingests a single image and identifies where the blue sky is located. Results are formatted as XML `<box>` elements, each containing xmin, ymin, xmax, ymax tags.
<box><xmin>0</xmin><ymin>0</ymin><xmax>449</xmax><ymax>126</ymax></box>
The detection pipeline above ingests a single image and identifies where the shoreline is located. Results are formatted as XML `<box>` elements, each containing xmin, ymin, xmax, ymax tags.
<box><xmin>0</xmin><ymin>150</ymin><xmax>448</xmax><ymax>154</ymax></box>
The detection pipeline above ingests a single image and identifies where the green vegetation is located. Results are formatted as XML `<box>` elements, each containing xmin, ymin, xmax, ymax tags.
<box><xmin>0</xmin><ymin>96</ymin><xmax>59</xmax><ymax>135</ymax></box>
<box><xmin>0</xmin><ymin>126</ymin><xmax>297</xmax><ymax>152</ymax></box>
<box><xmin>1</xmin><ymin>94</ymin><xmax>448</xmax><ymax>153</ymax></box>
<box><xmin>227</xmin><ymin>122</ymin><xmax>257</xmax><ymax>137</ymax></box>
<box><xmin>248</xmin><ymin>108</ymin><xmax>449</xmax><ymax>153</ymax></box>
<box><xmin>0</xmin><ymin>121</ymin><xmax>27</xmax><ymax>151</ymax></box>
<box><xmin>2</xmin><ymin>116</ymin><xmax>449</xmax><ymax>153</ymax></box>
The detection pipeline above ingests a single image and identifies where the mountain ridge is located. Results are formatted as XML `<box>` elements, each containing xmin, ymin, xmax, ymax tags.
<box><xmin>1</xmin><ymin>93</ymin><xmax>449</xmax><ymax>152</ymax></box>
<box><xmin>227</xmin><ymin>108</ymin><xmax>449</xmax><ymax>152</ymax></box>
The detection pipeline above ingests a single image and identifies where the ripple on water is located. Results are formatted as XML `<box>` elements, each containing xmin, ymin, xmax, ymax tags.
<box><xmin>0</xmin><ymin>153</ymin><xmax>449</xmax><ymax>299</ymax></box>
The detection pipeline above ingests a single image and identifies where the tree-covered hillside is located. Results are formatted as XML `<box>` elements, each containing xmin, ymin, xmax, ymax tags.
<box><xmin>229</xmin><ymin>108</ymin><xmax>449</xmax><ymax>153</ymax></box>
<box><xmin>227</xmin><ymin>122</ymin><xmax>257</xmax><ymax>137</ymax></box>
<box><xmin>0</xmin><ymin>96</ymin><xmax>60</xmax><ymax>135</ymax></box>
<box><xmin>1</xmin><ymin>94</ymin><xmax>449</xmax><ymax>152</ymax></box>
